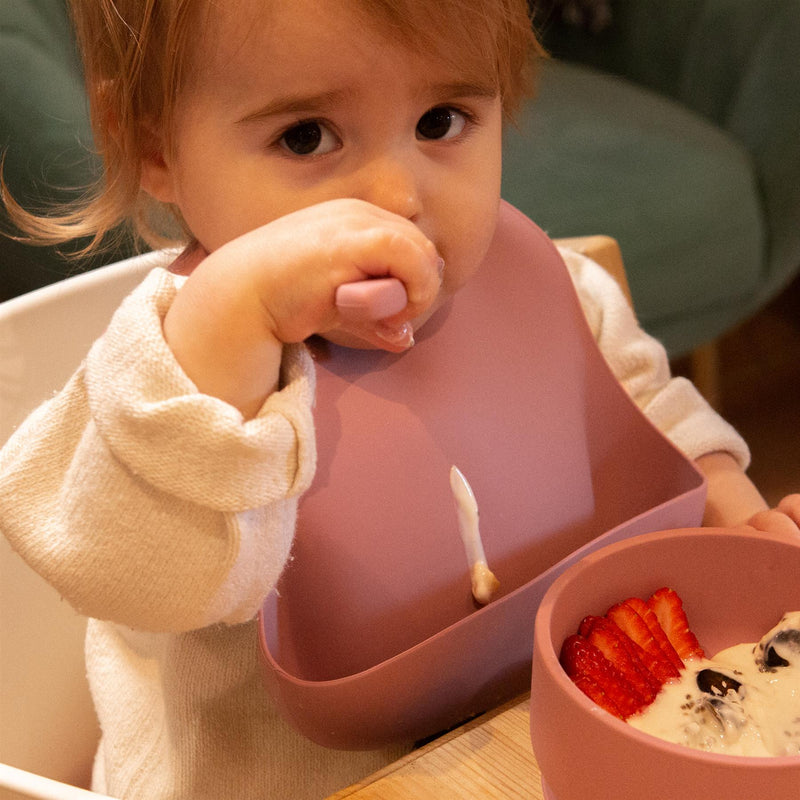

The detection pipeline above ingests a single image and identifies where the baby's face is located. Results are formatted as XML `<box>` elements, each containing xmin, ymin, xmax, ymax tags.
<box><xmin>144</xmin><ymin>0</ymin><xmax>503</xmax><ymax>322</ymax></box>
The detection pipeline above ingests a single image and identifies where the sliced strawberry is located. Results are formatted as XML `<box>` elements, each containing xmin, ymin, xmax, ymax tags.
<box><xmin>647</xmin><ymin>587</ymin><xmax>705</xmax><ymax>661</ymax></box>
<box><xmin>577</xmin><ymin>615</ymin><xmax>595</xmax><ymax>638</ymax></box>
<box><xmin>606</xmin><ymin>600</ymin><xmax>682</xmax><ymax>682</ymax></box>
<box><xmin>571</xmin><ymin>672</ymin><xmax>623</xmax><ymax>719</ymax></box>
<box><xmin>559</xmin><ymin>634</ymin><xmax>647</xmax><ymax>720</ymax></box>
<box><xmin>621</xmin><ymin>596</ymin><xmax>686</xmax><ymax>672</ymax></box>
<box><xmin>580</xmin><ymin>615</ymin><xmax>659</xmax><ymax>702</ymax></box>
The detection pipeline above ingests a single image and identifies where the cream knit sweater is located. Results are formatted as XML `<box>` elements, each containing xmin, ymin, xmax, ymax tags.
<box><xmin>0</xmin><ymin>248</ymin><xmax>748</xmax><ymax>799</ymax></box>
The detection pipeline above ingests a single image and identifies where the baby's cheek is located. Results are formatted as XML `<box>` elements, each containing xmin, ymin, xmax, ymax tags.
<box><xmin>446</xmin><ymin>217</ymin><xmax>498</xmax><ymax>291</ymax></box>
<box><xmin>441</xmin><ymin>255</ymin><xmax>481</xmax><ymax>296</ymax></box>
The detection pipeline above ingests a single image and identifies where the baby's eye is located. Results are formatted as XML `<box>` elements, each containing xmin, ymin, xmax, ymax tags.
<box><xmin>279</xmin><ymin>121</ymin><xmax>339</xmax><ymax>156</ymax></box>
<box><xmin>416</xmin><ymin>107</ymin><xmax>467</xmax><ymax>141</ymax></box>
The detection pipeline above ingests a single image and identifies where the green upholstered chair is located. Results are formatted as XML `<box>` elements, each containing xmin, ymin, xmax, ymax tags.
<box><xmin>0</xmin><ymin>1</ymin><xmax>133</xmax><ymax>302</ymax></box>
<box><xmin>504</xmin><ymin>0</ymin><xmax>800</xmax><ymax>380</ymax></box>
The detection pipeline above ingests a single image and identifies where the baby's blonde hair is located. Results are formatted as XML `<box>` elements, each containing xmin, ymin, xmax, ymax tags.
<box><xmin>4</xmin><ymin>0</ymin><xmax>541</xmax><ymax>253</ymax></box>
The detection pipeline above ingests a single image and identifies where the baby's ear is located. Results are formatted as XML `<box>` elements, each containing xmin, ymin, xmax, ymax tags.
<box><xmin>139</xmin><ymin>122</ymin><xmax>177</xmax><ymax>204</ymax></box>
<box><xmin>92</xmin><ymin>79</ymin><xmax>175</xmax><ymax>203</ymax></box>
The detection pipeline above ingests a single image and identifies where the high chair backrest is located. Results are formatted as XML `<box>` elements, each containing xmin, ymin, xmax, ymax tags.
<box><xmin>0</xmin><ymin>251</ymin><xmax>164</xmax><ymax>797</ymax></box>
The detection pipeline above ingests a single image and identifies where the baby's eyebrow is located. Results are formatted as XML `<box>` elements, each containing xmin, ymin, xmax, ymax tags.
<box><xmin>237</xmin><ymin>89</ymin><xmax>349</xmax><ymax>124</ymax></box>
<box><xmin>428</xmin><ymin>81</ymin><xmax>499</xmax><ymax>101</ymax></box>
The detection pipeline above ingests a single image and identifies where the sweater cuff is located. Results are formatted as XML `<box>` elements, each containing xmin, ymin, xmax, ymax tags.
<box><xmin>642</xmin><ymin>376</ymin><xmax>751</xmax><ymax>471</ymax></box>
<box><xmin>85</xmin><ymin>268</ymin><xmax>316</xmax><ymax>511</ymax></box>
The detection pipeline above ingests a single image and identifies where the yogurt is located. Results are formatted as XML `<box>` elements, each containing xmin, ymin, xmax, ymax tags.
<box><xmin>628</xmin><ymin>612</ymin><xmax>800</xmax><ymax>757</ymax></box>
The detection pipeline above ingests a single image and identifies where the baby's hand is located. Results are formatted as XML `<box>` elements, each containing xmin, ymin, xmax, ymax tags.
<box><xmin>163</xmin><ymin>199</ymin><xmax>441</xmax><ymax>417</ymax></box>
<box><xmin>747</xmin><ymin>494</ymin><xmax>800</xmax><ymax>539</ymax></box>
<box><xmin>233</xmin><ymin>199</ymin><xmax>441</xmax><ymax>349</ymax></box>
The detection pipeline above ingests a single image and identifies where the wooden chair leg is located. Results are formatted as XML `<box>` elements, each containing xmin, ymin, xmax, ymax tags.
<box><xmin>690</xmin><ymin>340</ymin><xmax>721</xmax><ymax>409</ymax></box>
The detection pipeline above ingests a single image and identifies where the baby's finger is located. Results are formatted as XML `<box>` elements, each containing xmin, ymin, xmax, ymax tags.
<box><xmin>333</xmin><ymin>277</ymin><xmax>415</xmax><ymax>351</ymax></box>
<box><xmin>328</xmin><ymin>317</ymin><xmax>415</xmax><ymax>353</ymax></box>
<box><xmin>351</xmin><ymin>228</ymin><xmax>441</xmax><ymax>316</ymax></box>
<box><xmin>748</xmin><ymin>509</ymin><xmax>800</xmax><ymax>539</ymax></box>
<box><xmin>777</xmin><ymin>494</ymin><xmax>800</xmax><ymax>525</ymax></box>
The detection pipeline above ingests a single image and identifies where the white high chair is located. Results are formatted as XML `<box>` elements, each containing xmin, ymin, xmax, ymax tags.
<box><xmin>0</xmin><ymin>236</ymin><xmax>628</xmax><ymax>799</ymax></box>
<box><xmin>0</xmin><ymin>251</ymin><xmax>163</xmax><ymax>800</ymax></box>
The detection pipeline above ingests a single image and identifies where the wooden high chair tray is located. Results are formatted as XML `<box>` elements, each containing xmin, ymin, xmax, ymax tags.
<box><xmin>257</xmin><ymin>203</ymin><xmax>706</xmax><ymax>750</ymax></box>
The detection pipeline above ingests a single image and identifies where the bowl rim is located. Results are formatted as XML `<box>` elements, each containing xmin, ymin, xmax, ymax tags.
<box><xmin>533</xmin><ymin>525</ymin><xmax>800</xmax><ymax>768</ymax></box>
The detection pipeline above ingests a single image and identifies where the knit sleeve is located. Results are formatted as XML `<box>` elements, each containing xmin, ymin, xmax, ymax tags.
<box><xmin>558</xmin><ymin>246</ymin><xmax>750</xmax><ymax>470</ymax></box>
<box><xmin>0</xmin><ymin>268</ymin><xmax>316</xmax><ymax>632</ymax></box>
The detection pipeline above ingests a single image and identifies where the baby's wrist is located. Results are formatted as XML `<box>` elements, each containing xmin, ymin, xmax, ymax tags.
<box><xmin>163</xmin><ymin>276</ymin><xmax>284</xmax><ymax>417</ymax></box>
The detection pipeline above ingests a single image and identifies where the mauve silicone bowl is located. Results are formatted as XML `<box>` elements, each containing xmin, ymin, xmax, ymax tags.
<box><xmin>531</xmin><ymin>527</ymin><xmax>800</xmax><ymax>800</ymax></box>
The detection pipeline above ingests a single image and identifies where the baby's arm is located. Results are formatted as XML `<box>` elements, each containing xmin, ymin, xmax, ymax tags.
<box><xmin>163</xmin><ymin>199</ymin><xmax>441</xmax><ymax>418</ymax></box>
<box><xmin>558</xmin><ymin>246</ymin><xmax>798</xmax><ymax>532</ymax></box>
<box><xmin>695</xmin><ymin>451</ymin><xmax>769</xmax><ymax>526</ymax></box>
<box><xmin>0</xmin><ymin>267</ymin><xmax>317</xmax><ymax>631</ymax></box>
<box><xmin>0</xmin><ymin>200</ymin><xmax>440</xmax><ymax>630</ymax></box>
<box><xmin>698</xmin><ymin>452</ymin><xmax>800</xmax><ymax>534</ymax></box>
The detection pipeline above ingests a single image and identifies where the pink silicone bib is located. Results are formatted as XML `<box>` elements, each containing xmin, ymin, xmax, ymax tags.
<box><xmin>258</xmin><ymin>203</ymin><xmax>705</xmax><ymax>748</ymax></box>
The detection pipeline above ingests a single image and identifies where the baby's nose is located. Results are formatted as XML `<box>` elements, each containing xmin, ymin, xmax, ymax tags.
<box><xmin>354</xmin><ymin>157</ymin><xmax>422</xmax><ymax>221</ymax></box>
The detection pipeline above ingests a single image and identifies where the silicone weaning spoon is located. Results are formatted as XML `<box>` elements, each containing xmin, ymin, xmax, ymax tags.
<box><xmin>335</xmin><ymin>277</ymin><xmax>408</xmax><ymax>321</ymax></box>
<box><xmin>449</xmin><ymin>465</ymin><xmax>500</xmax><ymax>605</ymax></box>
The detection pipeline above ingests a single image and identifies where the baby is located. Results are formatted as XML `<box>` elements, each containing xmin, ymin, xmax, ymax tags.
<box><xmin>1</xmin><ymin>0</ymin><xmax>799</xmax><ymax>798</ymax></box>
